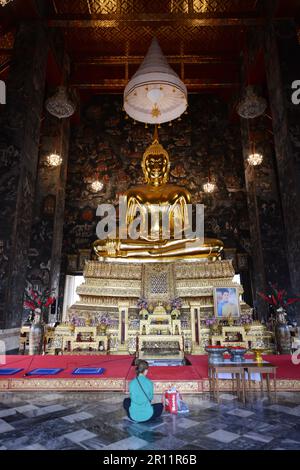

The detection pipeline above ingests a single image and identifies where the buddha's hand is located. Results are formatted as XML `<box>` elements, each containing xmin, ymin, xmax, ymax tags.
<box><xmin>105</xmin><ymin>239</ymin><xmax>120</xmax><ymax>257</ymax></box>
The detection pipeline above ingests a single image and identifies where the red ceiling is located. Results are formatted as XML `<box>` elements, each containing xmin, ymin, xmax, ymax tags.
<box><xmin>0</xmin><ymin>0</ymin><xmax>299</xmax><ymax>96</ymax></box>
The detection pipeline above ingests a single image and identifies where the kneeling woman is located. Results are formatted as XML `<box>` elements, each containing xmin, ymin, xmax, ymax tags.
<box><xmin>123</xmin><ymin>360</ymin><xmax>163</xmax><ymax>422</ymax></box>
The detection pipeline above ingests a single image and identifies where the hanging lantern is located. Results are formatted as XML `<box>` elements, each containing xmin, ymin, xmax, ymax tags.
<box><xmin>247</xmin><ymin>152</ymin><xmax>263</xmax><ymax>166</ymax></box>
<box><xmin>203</xmin><ymin>180</ymin><xmax>216</xmax><ymax>194</ymax></box>
<box><xmin>245</xmin><ymin>119</ymin><xmax>264</xmax><ymax>166</ymax></box>
<box><xmin>90</xmin><ymin>180</ymin><xmax>104</xmax><ymax>193</ymax></box>
<box><xmin>124</xmin><ymin>37</ymin><xmax>187</xmax><ymax>124</ymax></box>
<box><xmin>237</xmin><ymin>86</ymin><xmax>267</xmax><ymax>119</ymax></box>
<box><xmin>46</xmin><ymin>86</ymin><xmax>76</xmax><ymax>119</ymax></box>
<box><xmin>46</xmin><ymin>153</ymin><xmax>62</xmax><ymax>167</ymax></box>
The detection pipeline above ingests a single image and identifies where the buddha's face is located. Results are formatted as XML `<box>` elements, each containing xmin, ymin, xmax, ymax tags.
<box><xmin>144</xmin><ymin>154</ymin><xmax>169</xmax><ymax>186</ymax></box>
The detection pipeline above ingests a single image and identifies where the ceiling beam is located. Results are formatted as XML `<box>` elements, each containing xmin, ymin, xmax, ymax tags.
<box><xmin>48</xmin><ymin>13</ymin><xmax>267</xmax><ymax>28</ymax></box>
<box><xmin>71</xmin><ymin>79</ymin><xmax>239</xmax><ymax>91</ymax></box>
<box><xmin>73</xmin><ymin>54</ymin><xmax>239</xmax><ymax>66</ymax></box>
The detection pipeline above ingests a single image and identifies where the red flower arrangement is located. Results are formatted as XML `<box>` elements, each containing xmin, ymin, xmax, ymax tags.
<box><xmin>258</xmin><ymin>284</ymin><xmax>300</xmax><ymax>309</ymax></box>
<box><xmin>24</xmin><ymin>288</ymin><xmax>55</xmax><ymax>323</ymax></box>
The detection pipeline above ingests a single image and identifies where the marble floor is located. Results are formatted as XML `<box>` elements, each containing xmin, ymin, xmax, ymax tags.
<box><xmin>0</xmin><ymin>390</ymin><xmax>300</xmax><ymax>450</ymax></box>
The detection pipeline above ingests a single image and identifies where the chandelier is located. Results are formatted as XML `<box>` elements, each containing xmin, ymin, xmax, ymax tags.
<box><xmin>46</xmin><ymin>86</ymin><xmax>76</xmax><ymax>119</ymax></box>
<box><xmin>46</xmin><ymin>153</ymin><xmax>62</xmax><ymax>167</ymax></box>
<box><xmin>124</xmin><ymin>37</ymin><xmax>187</xmax><ymax>124</ymax></box>
<box><xmin>247</xmin><ymin>152</ymin><xmax>263</xmax><ymax>166</ymax></box>
<box><xmin>0</xmin><ymin>0</ymin><xmax>13</xmax><ymax>6</ymax></box>
<box><xmin>203</xmin><ymin>180</ymin><xmax>216</xmax><ymax>194</ymax></box>
<box><xmin>237</xmin><ymin>86</ymin><xmax>267</xmax><ymax>119</ymax></box>
<box><xmin>90</xmin><ymin>180</ymin><xmax>104</xmax><ymax>193</ymax></box>
<box><xmin>246</xmin><ymin>120</ymin><xmax>264</xmax><ymax>167</ymax></box>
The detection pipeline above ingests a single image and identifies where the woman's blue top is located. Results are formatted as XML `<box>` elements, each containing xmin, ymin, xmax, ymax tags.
<box><xmin>129</xmin><ymin>375</ymin><xmax>154</xmax><ymax>422</ymax></box>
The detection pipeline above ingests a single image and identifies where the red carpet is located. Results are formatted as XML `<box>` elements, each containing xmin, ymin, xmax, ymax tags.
<box><xmin>0</xmin><ymin>354</ymin><xmax>299</xmax><ymax>392</ymax></box>
<box><xmin>0</xmin><ymin>355</ymin><xmax>133</xmax><ymax>378</ymax></box>
<box><xmin>126</xmin><ymin>365</ymin><xmax>201</xmax><ymax>381</ymax></box>
<box><xmin>263</xmin><ymin>355</ymin><xmax>300</xmax><ymax>380</ymax></box>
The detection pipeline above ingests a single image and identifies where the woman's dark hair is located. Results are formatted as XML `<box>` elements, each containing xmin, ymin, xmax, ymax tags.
<box><xmin>135</xmin><ymin>359</ymin><xmax>149</xmax><ymax>376</ymax></box>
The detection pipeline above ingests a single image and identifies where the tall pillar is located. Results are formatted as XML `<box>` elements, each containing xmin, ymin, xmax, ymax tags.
<box><xmin>25</xmin><ymin>42</ymin><xmax>71</xmax><ymax>323</ymax></box>
<box><xmin>0</xmin><ymin>23</ymin><xmax>48</xmax><ymax>332</ymax></box>
<box><xmin>49</xmin><ymin>118</ymin><xmax>70</xmax><ymax>315</ymax></box>
<box><xmin>25</xmin><ymin>112</ymin><xmax>70</xmax><ymax>323</ymax></box>
<box><xmin>240</xmin><ymin>117</ymin><xmax>290</xmax><ymax>318</ymax></box>
<box><xmin>264</xmin><ymin>20</ymin><xmax>300</xmax><ymax>295</ymax></box>
<box><xmin>239</xmin><ymin>24</ymin><xmax>292</xmax><ymax>319</ymax></box>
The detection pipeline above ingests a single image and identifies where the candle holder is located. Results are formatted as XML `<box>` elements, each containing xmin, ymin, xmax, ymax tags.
<box><xmin>252</xmin><ymin>347</ymin><xmax>266</xmax><ymax>363</ymax></box>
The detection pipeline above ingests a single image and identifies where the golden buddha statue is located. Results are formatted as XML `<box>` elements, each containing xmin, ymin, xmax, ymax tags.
<box><xmin>93</xmin><ymin>129</ymin><xmax>223</xmax><ymax>262</ymax></box>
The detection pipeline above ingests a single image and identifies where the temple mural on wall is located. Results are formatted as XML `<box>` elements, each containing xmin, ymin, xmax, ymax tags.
<box><xmin>0</xmin><ymin>23</ymin><xmax>49</xmax><ymax>329</ymax></box>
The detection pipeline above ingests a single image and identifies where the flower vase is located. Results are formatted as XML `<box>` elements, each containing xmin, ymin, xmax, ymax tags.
<box><xmin>139</xmin><ymin>309</ymin><xmax>148</xmax><ymax>320</ymax></box>
<box><xmin>275</xmin><ymin>321</ymin><xmax>291</xmax><ymax>355</ymax></box>
<box><xmin>211</xmin><ymin>322</ymin><xmax>219</xmax><ymax>335</ymax></box>
<box><xmin>99</xmin><ymin>323</ymin><xmax>107</xmax><ymax>335</ymax></box>
<box><xmin>171</xmin><ymin>309</ymin><xmax>180</xmax><ymax>320</ymax></box>
<box><xmin>29</xmin><ymin>314</ymin><xmax>44</xmax><ymax>355</ymax></box>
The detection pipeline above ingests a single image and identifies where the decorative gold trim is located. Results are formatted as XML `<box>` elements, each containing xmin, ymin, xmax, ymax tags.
<box><xmin>4</xmin><ymin>378</ymin><xmax>125</xmax><ymax>391</ymax></box>
<box><xmin>1</xmin><ymin>378</ymin><xmax>300</xmax><ymax>393</ymax></box>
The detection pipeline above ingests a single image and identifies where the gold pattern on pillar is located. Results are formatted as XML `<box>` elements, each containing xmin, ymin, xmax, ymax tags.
<box><xmin>118</xmin><ymin>303</ymin><xmax>129</xmax><ymax>353</ymax></box>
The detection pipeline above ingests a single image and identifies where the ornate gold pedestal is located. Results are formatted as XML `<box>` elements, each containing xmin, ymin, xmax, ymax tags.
<box><xmin>138</xmin><ymin>305</ymin><xmax>184</xmax><ymax>359</ymax></box>
<box><xmin>49</xmin><ymin>259</ymin><xmax>254</xmax><ymax>357</ymax></box>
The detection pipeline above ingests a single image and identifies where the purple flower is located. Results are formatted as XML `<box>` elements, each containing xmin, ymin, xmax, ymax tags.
<box><xmin>239</xmin><ymin>314</ymin><xmax>252</xmax><ymax>325</ymax></box>
<box><xmin>205</xmin><ymin>318</ymin><xmax>216</xmax><ymax>327</ymax></box>
<box><xmin>171</xmin><ymin>297</ymin><xmax>183</xmax><ymax>309</ymax></box>
<box><xmin>137</xmin><ymin>298</ymin><xmax>148</xmax><ymax>310</ymax></box>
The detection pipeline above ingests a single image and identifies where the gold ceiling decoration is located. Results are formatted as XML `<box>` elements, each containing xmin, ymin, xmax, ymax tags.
<box><xmin>64</xmin><ymin>24</ymin><xmax>242</xmax><ymax>56</ymax></box>
<box><xmin>2</xmin><ymin>0</ymin><xmax>277</xmax><ymax>94</ymax></box>
<box><xmin>48</xmin><ymin>0</ymin><xmax>261</xmax><ymax>97</ymax></box>
<box><xmin>53</xmin><ymin>0</ymin><xmax>258</xmax><ymax>16</ymax></box>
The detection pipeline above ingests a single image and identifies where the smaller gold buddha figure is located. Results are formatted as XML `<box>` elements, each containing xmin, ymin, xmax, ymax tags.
<box><xmin>94</xmin><ymin>129</ymin><xmax>223</xmax><ymax>262</ymax></box>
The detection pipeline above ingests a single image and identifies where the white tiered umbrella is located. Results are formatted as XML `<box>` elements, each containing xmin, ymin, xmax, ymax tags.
<box><xmin>124</xmin><ymin>37</ymin><xmax>187</xmax><ymax>124</ymax></box>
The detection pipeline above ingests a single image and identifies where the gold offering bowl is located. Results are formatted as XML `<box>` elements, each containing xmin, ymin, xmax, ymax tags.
<box><xmin>251</xmin><ymin>348</ymin><xmax>266</xmax><ymax>363</ymax></box>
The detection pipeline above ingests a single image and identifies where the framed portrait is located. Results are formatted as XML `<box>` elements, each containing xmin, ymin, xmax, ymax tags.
<box><xmin>214</xmin><ymin>287</ymin><xmax>240</xmax><ymax>318</ymax></box>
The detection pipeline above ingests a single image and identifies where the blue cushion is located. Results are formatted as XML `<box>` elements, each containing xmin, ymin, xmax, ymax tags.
<box><xmin>26</xmin><ymin>368</ymin><xmax>64</xmax><ymax>376</ymax></box>
<box><xmin>72</xmin><ymin>367</ymin><xmax>105</xmax><ymax>375</ymax></box>
<box><xmin>0</xmin><ymin>368</ymin><xmax>23</xmax><ymax>376</ymax></box>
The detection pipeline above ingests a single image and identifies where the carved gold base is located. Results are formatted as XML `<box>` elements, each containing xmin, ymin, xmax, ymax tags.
<box><xmin>1</xmin><ymin>377</ymin><xmax>300</xmax><ymax>393</ymax></box>
<box><xmin>0</xmin><ymin>378</ymin><xmax>125</xmax><ymax>391</ymax></box>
